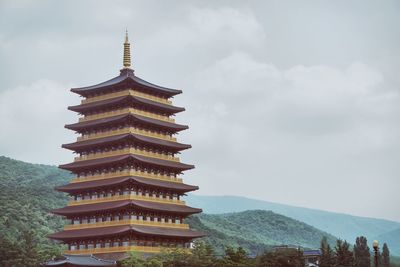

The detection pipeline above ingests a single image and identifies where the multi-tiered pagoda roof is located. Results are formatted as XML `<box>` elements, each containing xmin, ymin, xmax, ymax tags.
<box><xmin>48</xmin><ymin>32</ymin><xmax>203</xmax><ymax>263</ymax></box>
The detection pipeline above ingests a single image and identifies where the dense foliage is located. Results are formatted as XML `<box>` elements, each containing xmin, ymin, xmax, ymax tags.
<box><xmin>319</xmin><ymin>236</ymin><xmax>398</xmax><ymax>267</ymax></box>
<box><xmin>120</xmin><ymin>237</ymin><xmax>400</xmax><ymax>267</ymax></box>
<box><xmin>0</xmin><ymin>156</ymin><xmax>71</xmax><ymax>266</ymax></box>
<box><xmin>121</xmin><ymin>241</ymin><xmax>304</xmax><ymax>267</ymax></box>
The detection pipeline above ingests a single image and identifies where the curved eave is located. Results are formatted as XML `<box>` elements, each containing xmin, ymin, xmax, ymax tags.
<box><xmin>59</xmin><ymin>154</ymin><xmax>195</xmax><ymax>172</ymax></box>
<box><xmin>51</xmin><ymin>200</ymin><xmax>202</xmax><ymax>216</ymax></box>
<box><xmin>56</xmin><ymin>176</ymin><xmax>199</xmax><ymax>193</ymax></box>
<box><xmin>71</xmin><ymin>69</ymin><xmax>181</xmax><ymax>97</ymax></box>
<box><xmin>62</xmin><ymin>133</ymin><xmax>191</xmax><ymax>152</ymax></box>
<box><xmin>49</xmin><ymin>225</ymin><xmax>206</xmax><ymax>241</ymax></box>
<box><xmin>65</xmin><ymin>113</ymin><xmax>188</xmax><ymax>132</ymax></box>
<box><xmin>68</xmin><ymin>95</ymin><xmax>185</xmax><ymax>114</ymax></box>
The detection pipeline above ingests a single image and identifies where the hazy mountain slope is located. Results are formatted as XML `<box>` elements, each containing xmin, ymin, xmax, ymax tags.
<box><xmin>186</xmin><ymin>194</ymin><xmax>400</xmax><ymax>252</ymax></box>
<box><xmin>374</xmin><ymin>228</ymin><xmax>400</xmax><ymax>256</ymax></box>
<box><xmin>187</xmin><ymin>210</ymin><xmax>337</xmax><ymax>255</ymax></box>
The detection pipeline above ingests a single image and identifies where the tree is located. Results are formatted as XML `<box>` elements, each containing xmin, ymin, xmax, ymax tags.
<box><xmin>256</xmin><ymin>248</ymin><xmax>304</xmax><ymax>267</ymax></box>
<box><xmin>320</xmin><ymin>236</ymin><xmax>335</xmax><ymax>267</ymax></box>
<box><xmin>335</xmin><ymin>239</ymin><xmax>354</xmax><ymax>267</ymax></box>
<box><xmin>188</xmin><ymin>240</ymin><xmax>217</xmax><ymax>267</ymax></box>
<box><xmin>354</xmin><ymin>236</ymin><xmax>370</xmax><ymax>267</ymax></box>
<box><xmin>0</xmin><ymin>236</ymin><xmax>22</xmax><ymax>267</ymax></box>
<box><xmin>220</xmin><ymin>246</ymin><xmax>251</xmax><ymax>267</ymax></box>
<box><xmin>121</xmin><ymin>251</ymin><xmax>146</xmax><ymax>267</ymax></box>
<box><xmin>153</xmin><ymin>248</ymin><xmax>191</xmax><ymax>267</ymax></box>
<box><xmin>381</xmin><ymin>243</ymin><xmax>390</xmax><ymax>267</ymax></box>
<box><xmin>143</xmin><ymin>258</ymin><xmax>163</xmax><ymax>267</ymax></box>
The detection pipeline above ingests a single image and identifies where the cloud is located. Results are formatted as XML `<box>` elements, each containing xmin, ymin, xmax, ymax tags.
<box><xmin>0</xmin><ymin>80</ymin><xmax>79</xmax><ymax>165</ymax></box>
<box><xmin>0</xmin><ymin>0</ymin><xmax>399</xmax><ymax>221</ymax></box>
<box><xmin>176</xmin><ymin>52</ymin><xmax>400</xmax><ymax>220</ymax></box>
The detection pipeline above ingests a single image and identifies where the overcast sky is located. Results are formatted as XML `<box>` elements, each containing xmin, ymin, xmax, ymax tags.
<box><xmin>0</xmin><ymin>0</ymin><xmax>399</xmax><ymax>221</ymax></box>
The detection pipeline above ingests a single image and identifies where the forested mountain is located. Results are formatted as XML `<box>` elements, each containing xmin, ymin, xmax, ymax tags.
<box><xmin>187</xmin><ymin>210</ymin><xmax>337</xmax><ymax>255</ymax></box>
<box><xmin>0</xmin><ymin>155</ymin><xmax>398</xmax><ymax>266</ymax></box>
<box><xmin>0</xmin><ymin>156</ymin><xmax>71</xmax><ymax>265</ymax></box>
<box><xmin>0</xmin><ymin>156</ymin><xmax>71</xmax><ymax>243</ymax></box>
<box><xmin>187</xmin><ymin>194</ymin><xmax>400</xmax><ymax>255</ymax></box>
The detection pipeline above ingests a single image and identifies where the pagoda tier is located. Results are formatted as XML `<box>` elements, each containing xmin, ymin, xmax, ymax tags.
<box><xmin>56</xmin><ymin>176</ymin><xmax>198</xmax><ymax>194</ymax></box>
<box><xmin>65</xmin><ymin>113</ymin><xmax>188</xmax><ymax>133</ymax></box>
<box><xmin>49</xmin><ymin>225</ymin><xmax>204</xmax><ymax>241</ymax></box>
<box><xmin>62</xmin><ymin>133</ymin><xmax>191</xmax><ymax>153</ymax></box>
<box><xmin>59</xmin><ymin>154</ymin><xmax>194</xmax><ymax>172</ymax></box>
<box><xmin>49</xmin><ymin>32</ymin><xmax>203</xmax><ymax>259</ymax></box>
<box><xmin>52</xmin><ymin>199</ymin><xmax>202</xmax><ymax>216</ymax></box>
<box><xmin>71</xmin><ymin>68</ymin><xmax>182</xmax><ymax>98</ymax></box>
<box><xmin>68</xmin><ymin>94</ymin><xmax>185</xmax><ymax>115</ymax></box>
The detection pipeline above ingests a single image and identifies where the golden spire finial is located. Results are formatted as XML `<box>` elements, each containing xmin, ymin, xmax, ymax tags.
<box><xmin>123</xmin><ymin>30</ymin><xmax>131</xmax><ymax>69</ymax></box>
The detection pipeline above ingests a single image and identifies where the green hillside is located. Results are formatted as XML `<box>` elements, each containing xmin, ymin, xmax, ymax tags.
<box><xmin>0</xmin><ymin>156</ymin><xmax>71</xmax><ymax>242</ymax></box>
<box><xmin>0</xmin><ymin>156</ymin><xmax>72</xmax><ymax>265</ymax></box>
<box><xmin>187</xmin><ymin>194</ymin><xmax>400</xmax><ymax>255</ymax></box>
<box><xmin>187</xmin><ymin>210</ymin><xmax>337</xmax><ymax>255</ymax></box>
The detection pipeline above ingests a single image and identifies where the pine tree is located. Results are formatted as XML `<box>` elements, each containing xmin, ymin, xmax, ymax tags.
<box><xmin>256</xmin><ymin>248</ymin><xmax>304</xmax><ymax>267</ymax></box>
<box><xmin>121</xmin><ymin>251</ymin><xmax>146</xmax><ymax>267</ymax></box>
<box><xmin>188</xmin><ymin>241</ymin><xmax>217</xmax><ymax>267</ymax></box>
<box><xmin>335</xmin><ymin>239</ymin><xmax>354</xmax><ymax>267</ymax></box>
<box><xmin>222</xmin><ymin>246</ymin><xmax>249</xmax><ymax>267</ymax></box>
<box><xmin>381</xmin><ymin>243</ymin><xmax>390</xmax><ymax>267</ymax></box>
<box><xmin>354</xmin><ymin>236</ymin><xmax>370</xmax><ymax>267</ymax></box>
<box><xmin>320</xmin><ymin>236</ymin><xmax>335</xmax><ymax>267</ymax></box>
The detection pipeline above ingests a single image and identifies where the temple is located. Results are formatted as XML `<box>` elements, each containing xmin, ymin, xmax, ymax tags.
<box><xmin>48</xmin><ymin>31</ymin><xmax>204</xmax><ymax>262</ymax></box>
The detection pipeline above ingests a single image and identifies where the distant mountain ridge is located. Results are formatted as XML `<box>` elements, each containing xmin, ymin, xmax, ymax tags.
<box><xmin>374</xmin><ymin>227</ymin><xmax>400</xmax><ymax>255</ymax></box>
<box><xmin>186</xmin><ymin>194</ymin><xmax>400</xmax><ymax>255</ymax></box>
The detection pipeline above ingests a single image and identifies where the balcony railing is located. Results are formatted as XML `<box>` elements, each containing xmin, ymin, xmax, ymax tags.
<box><xmin>68</xmin><ymin>193</ymin><xmax>185</xmax><ymax>206</ymax></box>
<box><xmin>81</xmin><ymin>89</ymin><xmax>172</xmax><ymax>105</ymax></box>
<box><xmin>70</xmin><ymin>170</ymin><xmax>183</xmax><ymax>184</ymax></box>
<box><xmin>74</xmin><ymin>148</ymin><xmax>180</xmax><ymax>162</ymax></box>
<box><xmin>68</xmin><ymin>245</ymin><xmax>161</xmax><ymax>255</ymax></box>
<box><xmin>65</xmin><ymin>245</ymin><xmax>190</xmax><ymax>255</ymax></box>
<box><xmin>77</xmin><ymin>127</ymin><xmax>177</xmax><ymax>142</ymax></box>
<box><xmin>79</xmin><ymin>107</ymin><xmax>175</xmax><ymax>123</ymax></box>
<box><xmin>64</xmin><ymin>219</ymin><xmax>189</xmax><ymax>230</ymax></box>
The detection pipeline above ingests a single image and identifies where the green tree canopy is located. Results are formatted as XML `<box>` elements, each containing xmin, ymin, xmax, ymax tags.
<box><xmin>256</xmin><ymin>248</ymin><xmax>304</xmax><ymax>267</ymax></box>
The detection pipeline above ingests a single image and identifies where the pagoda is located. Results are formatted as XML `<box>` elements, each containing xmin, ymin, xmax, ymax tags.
<box><xmin>49</xmin><ymin>32</ymin><xmax>204</xmax><ymax>260</ymax></box>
